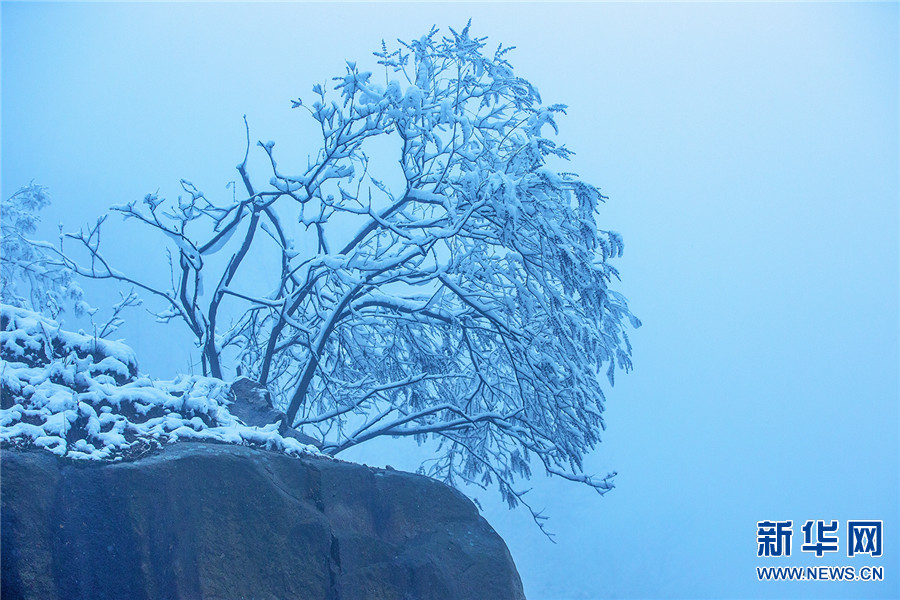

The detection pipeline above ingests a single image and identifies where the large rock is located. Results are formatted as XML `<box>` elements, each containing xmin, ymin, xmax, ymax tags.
<box><xmin>1</xmin><ymin>442</ymin><xmax>525</xmax><ymax>600</ymax></box>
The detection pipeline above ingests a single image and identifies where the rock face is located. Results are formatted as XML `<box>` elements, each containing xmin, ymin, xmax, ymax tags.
<box><xmin>227</xmin><ymin>377</ymin><xmax>284</xmax><ymax>428</ymax></box>
<box><xmin>1</xmin><ymin>442</ymin><xmax>525</xmax><ymax>600</ymax></box>
<box><xmin>227</xmin><ymin>378</ymin><xmax>322</xmax><ymax>449</ymax></box>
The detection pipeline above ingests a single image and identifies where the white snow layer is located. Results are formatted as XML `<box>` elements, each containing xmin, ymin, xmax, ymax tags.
<box><xmin>0</xmin><ymin>304</ymin><xmax>319</xmax><ymax>460</ymax></box>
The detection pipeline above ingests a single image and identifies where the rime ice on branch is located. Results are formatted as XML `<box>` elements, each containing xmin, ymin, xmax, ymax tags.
<box><xmin>46</xmin><ymin>23</ymin><xmax>640</xmax><ymax>532</ymax></box>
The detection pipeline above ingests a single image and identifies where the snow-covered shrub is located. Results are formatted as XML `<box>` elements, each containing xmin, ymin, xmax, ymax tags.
<box><xmin>0</xmin><ymin>305</ymin><xmax>317</xmax><ymax>460</ymax></box>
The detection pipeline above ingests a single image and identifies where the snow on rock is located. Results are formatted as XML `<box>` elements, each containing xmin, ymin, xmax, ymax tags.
<box><xmin>0</xmin><ymin>304</ymin><xmax>319</xmax><ymax>461</ymax></box>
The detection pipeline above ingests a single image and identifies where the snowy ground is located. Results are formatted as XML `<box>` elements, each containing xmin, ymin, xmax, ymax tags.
<box><xmin>0</xmin><ymin>304</ymin><xmax>318</xmax><ymax>461</ymax></box>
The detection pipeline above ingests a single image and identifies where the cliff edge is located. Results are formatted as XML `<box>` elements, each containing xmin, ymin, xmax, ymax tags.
<box><xmin>1</xmin><ymin>442</ymin><xmax>525</xmax><ymax>600</ymax></box>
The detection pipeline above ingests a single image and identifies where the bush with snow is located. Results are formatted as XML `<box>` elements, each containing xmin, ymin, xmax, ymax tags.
<box><xmin>0</xmin><ymin>305</ymin><xmax>317</xmax><ymax>460</ymax></box>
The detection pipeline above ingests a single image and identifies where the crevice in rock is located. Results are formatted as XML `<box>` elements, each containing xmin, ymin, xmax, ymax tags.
<box><xmin>328</xmin><ymin>533</ymin><xmax>342</xmax><ymax>600</ymax></box>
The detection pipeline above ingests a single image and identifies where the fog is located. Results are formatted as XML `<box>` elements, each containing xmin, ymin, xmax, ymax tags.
<box><xmin>3</xmin><ymin>3</ymin><xmax>897</xmax><ymax>598</ymax></box>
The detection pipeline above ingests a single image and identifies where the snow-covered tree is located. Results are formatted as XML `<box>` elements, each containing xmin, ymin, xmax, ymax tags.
<box><xmin>52</xmin><ymin>24</ymin><xmax>640</xmax><ymax>529</ymax></box>
<box><xmin>1</xmin><ymin>183</ymin><xmax>88</xmax><ymax>319</ymax></box>
<box><xmin>1</xmin><ymin>183</ymin><xmax>141</xmax><ymax>337</ymax></box>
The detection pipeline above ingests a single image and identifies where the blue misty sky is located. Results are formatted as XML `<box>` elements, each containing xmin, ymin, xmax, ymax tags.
<box><xmin>2</xmin><ymin>2</ymin><xmax>898</xmax><ymax>599</ymax></box>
